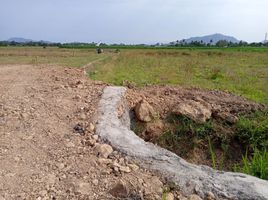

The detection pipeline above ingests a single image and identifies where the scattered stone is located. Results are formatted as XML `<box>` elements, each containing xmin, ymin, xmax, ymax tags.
<box><xmin>113</xmin><ymin>162</ymin><xmax>131</xmax><ymax>173</ymax></box>
<box><xmin>97</xmin><ymin>158</ymin><xmax>113</xmax><ymax>165</ymax></box>
<box><xmin>134</xmin><ymin>99</ymin><xmax>156</xmax><ymax>122</ymax></box>
<box><xmin>94</xmin><ymin>143</ymin><xmax>113</xmax><ymax>158</ymax></box>
<box><xmin>65</xmin><ymin>141</ymin><xmax>75</xmax><ymax>148</ymax></box>
<box><xmin>85</xmin><ymin>138</ymin><xmax>96</xmax><ymax>147</ymax></box>
<box><xmin>57</xmin><ymin>163</ymin><xmax>65</xmax><ymax>170</ymax></box>
<box><xmin>74</xmin><ymin>95</ymin><xmax>81</xmax><ymax>100</ymax></box>
<box><xmin>206</xmin><ymin>192</ymin><xmax>215</xmax><ymax>200</ymax></box>
<box><xmin>188</xmin><ymin>194</ymin><xmax>202</xmax><ymax>200</ymax></box>
<box><xmin>109</xmin><ymin>182</ymin><xmax>129</xmax><ymax>198</ymax></box>
<box><xmin>166</xmin><ymin>192</ymin><xmax>175</xmax><ymax>200</ymax></box>
<box><xmin>92</xmin><ymin>179</ymin><xmax>99</xmax><ymax>186</ymax></box>
<box><xmin>173</xmin><ymin>100</ymin><xmax>212</xmax><ymax>123</ymax></box>
<box><xmin>128</xmin><ymin>164</ymin><xmax>139</xmax><ymax>171</ymax></box>
<box><xmin>79</xmin><ymin>113</ymin><xmax>87</xmax><ymax>120</ymax></box>
<box><xmin>88</xmin><ymin>123</ymin><xmax>95</xmax><ymax>132</ymax></box>
<box><xmin>92</xmin><ymin>134</ymin><xmax>98</xmax><ymax>141</ymax></box>
<box><xmin>73</xmin><ymin>123</ymin><xmax>85</xmax><ymax>135</ymax></box>
<box><xmin>76</xmin><ymin>182</ymin><xmax>91</xmax><ymax>195</ymax></box>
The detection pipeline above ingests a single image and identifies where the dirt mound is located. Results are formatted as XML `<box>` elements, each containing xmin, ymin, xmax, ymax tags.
<box><xmin>126</xmin><ymin>86</ymin><xmax>266</xmax><ymax>170</ymax></box>
<box><xmin>127</xmin><ymin>85</ymin><xmax>265</xmax><ymax>119</ymax></box>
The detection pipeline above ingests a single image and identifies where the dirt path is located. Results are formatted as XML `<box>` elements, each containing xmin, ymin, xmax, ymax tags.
<box><xmin>0</xmin><ymin>65</ymin><xmax>168</xmax><ymax>200</ymax></box>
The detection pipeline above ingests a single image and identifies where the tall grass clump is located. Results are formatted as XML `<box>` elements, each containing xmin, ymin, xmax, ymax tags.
<box><xmin>235</xmin><ymin>111</ymin><xmax>268</xmax><ymax>179</ymax></box>
<box><xmin>234</xmin><ymin>149</ymin><xmax>268</xmax><ymax>180</ymax></box>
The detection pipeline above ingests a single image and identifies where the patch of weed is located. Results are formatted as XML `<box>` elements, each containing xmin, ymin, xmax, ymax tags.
<box><xmin>234</xmin><ymin>149</ymin><xmax>268</xmax><ymax>180</ymax></box>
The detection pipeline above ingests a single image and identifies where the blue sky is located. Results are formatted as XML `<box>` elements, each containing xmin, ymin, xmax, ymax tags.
<box><xmin>0</xmin><ymin>0</ymin><xmax>267</xmax><ymax>43</ymax></box>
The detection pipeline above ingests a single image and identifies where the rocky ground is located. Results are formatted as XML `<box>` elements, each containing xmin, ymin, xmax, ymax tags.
<box><xmin>0</xmin><ymin>65</ymin><xmax>192</xmax><ymax>200</ymax></box>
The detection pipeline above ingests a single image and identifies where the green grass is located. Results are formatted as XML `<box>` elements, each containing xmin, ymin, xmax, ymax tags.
<box><xmin>236</xmin><ymin>111</ymin><xmax>268</xmax><ymax>150</ymax></box>
<box><xmin>208</xmin><ymin>138</ymin><xmax>217</xmax><ymax>169</ymax></box>
<box><xmin>235</xmin><ymin>149</ymin><xmax>268</xmax><ymax>180</ymax></box>
<box><xmin>89</xmin><ymin>49</ymin><xmax>268</xmax><ymax>104</ymax></box>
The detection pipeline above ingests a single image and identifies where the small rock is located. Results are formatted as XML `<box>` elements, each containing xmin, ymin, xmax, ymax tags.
<box><xmin>206</xmin><ymin>192</ymin><xmax>215</xmax><ymax>200</ymax></box>
<box><xmin>92</xmin><ymin>179</ymin><xmax>99</xmax><ymax>186</ymax></box>
<box><xmin>128</xmin><ymin>164</ymin><xmax>139</xmax><ymax>171</ymax></box>
<box><xmin>74</xmin><ymin>95</ymin><xmax>81</xmax><ymax>100</ymax></box>
<box><xmin>57</xmin><ymin>163</ymin><xmax>65</xmax><ymax>170</ymax></box>
<box><xmin>39</xmin><ymin>190</ymin><xmax>47</xmax><ymax>197</ymax></box>
<box><xmin>76</xmin><ymin>182</ymin><xmax>91</xmax><ymax>195</ymax></box>
<box><xmin>89</xmin><ymin>123</ymin><xmax>95</xmax><ymax>132</ymax></box>
<box><xmin>214</xmin><ymin>112</ymin><xmax>238</xmax><ymax>124</ymax></box>
<box><xmin>73</xmin><ymin>123</ymin><xmax>85</xmax><ymax>135</ymax></box>
<box><xmin>94</xmin><ymin>143</ymin><xmax>113</xmax><ymax>158</ymax></box>
<box><xmin>173</xmin><ymin>100</ymin><xmax>212</xmax><ymax>123</ymax></box>
<box><xmin>85</xmin><ymin>139</ymin><xmax>96</xmax><ymax>147</ymax></box>
<box><xmin>119</xmin><ymin>166</ymin><xmax>131</xmax><ymax>173</ymax></box>
<box><xmin>113</xmin><ymin>162</ymin><xmax>131</xmax><ymax>173</ymax></box>
<box><xmin>109</xmin><ymin>182</ymin><xmax>129</xmax><ymax>198</ymax></box>
<box><xmin>165</xmin><ymin>192</ymin><xmax>174</xmax><ymax>200</ymax></box>
<box><xmin>188</xmin><ymin>194</ymin><xmax>202</xmax><ymax>200</ymax></box>
<box><xmin>65</xmin><ymin>141</ymin><xmax>75</xmax><ymax>148</ymax></box>
<box><xmin>92</xmin><ymin>134</ymin><xmax>98</xmax><ymax>141</ymax></box>
<box><xmin>80</xmin><ymin>113</ymin><xmax>87</xmax><ymax>120</ymax></box>
<box><xmin>97</xmin><ymin>158</ymin><xmax>113</xmax><ymax>165</ymax></box>
<box><xmin>134</xmin><ymin>99</ymin><xmax>156</xmax><ymax>122</ymax></box>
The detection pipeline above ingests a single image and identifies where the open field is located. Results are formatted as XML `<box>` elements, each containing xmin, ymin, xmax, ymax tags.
<box><xmin>1</xmin><ymin>46</ymin><xmax>267</xmax><ymax>104</ymax></box>
<box><xmin>89</xmin><ymin>48</ymin><xmax>268</xmax><ymax>104</ymax></box>
<box><xmin>0</xmin><ymin>46</ymin><xmax>108</xmax><ymax>67</ymax></box>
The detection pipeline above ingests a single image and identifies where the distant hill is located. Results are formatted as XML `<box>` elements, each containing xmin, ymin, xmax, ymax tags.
<box><xmin>181</xmin><ymin>33</ymin><xmax>240</xmax><ymax>44</ymax></box>
<box><xmin>8</xmin><ymin>37</ymin><xmax>33</xmax><ymax>43</ymax></box>
<box><xmin>7</xmin><ymin>37</ymin><xmax>51</xmax><ymax>44</ymax></box>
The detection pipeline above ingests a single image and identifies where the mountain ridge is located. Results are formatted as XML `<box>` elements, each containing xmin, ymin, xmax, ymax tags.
<box><xmin>180</xmin><ymin>33</ymin><xmax>240</xmax><ymax>44</ymax></box>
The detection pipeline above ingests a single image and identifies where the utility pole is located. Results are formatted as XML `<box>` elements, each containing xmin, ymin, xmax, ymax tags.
<box><xmin>265</xmin><ymin>32</ymin><xmax>267</xmax><ymax>41</ymax></box>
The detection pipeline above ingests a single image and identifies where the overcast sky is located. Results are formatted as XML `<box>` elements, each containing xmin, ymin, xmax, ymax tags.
<box><xmin>0</xmin><ymin>0</ymin><xmax>267</xmax><ymax>43</ymax></box>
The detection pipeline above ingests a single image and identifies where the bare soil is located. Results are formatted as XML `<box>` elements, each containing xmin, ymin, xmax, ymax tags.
<box><xmin>0</xmin><ymin>65</ymin><xmax>174</xmax><ymax>200</ymax></box>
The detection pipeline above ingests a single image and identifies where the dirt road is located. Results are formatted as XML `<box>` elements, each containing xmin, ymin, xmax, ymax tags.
<box><xmin>0</xmin><ymin>65</ymin><xmax>166</xmax><ymax>200</ymax></box>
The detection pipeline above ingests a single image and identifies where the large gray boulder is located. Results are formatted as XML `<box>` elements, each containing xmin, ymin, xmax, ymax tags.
<box><xmin>96</xmin><ymin>86</ymin><xmax>268</xmax><ymax>200</ymax></box>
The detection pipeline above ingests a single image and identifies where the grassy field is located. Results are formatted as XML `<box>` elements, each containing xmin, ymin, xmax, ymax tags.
<box><xmin>0</xmin><ymin>46</ymin><xmax>107</xmax><ymax>67</ymax></box>
<box><xmin>0</xmin><ymin>46</ymin><xmax>267</xmax><ymax>104</ymax></box>
<box><xmin>89</xmin><ymin>49</ymin><xmax>268</xmax><ymax>104</ymax></box>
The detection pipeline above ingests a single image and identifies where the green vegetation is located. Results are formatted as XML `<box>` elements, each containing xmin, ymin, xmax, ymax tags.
<box><xmin>89</xmin><ymin>49</ymin><xmax>268</xmax><ymax>104</ymax></box>
<box><xmin>236</xmin><ymin>111</ymin><xmax>268</xmax><ymax>150</ymax></box>
<box><xmin>140</xmin><ymin>112</ymin><xmax>267</xmax><ymax>178</ymax></box>
<box><xmin>235</xmin><ymin>149</ymin><xmax>268</xmax><ymax>180</ymax></box>
<box><xmin>208</xmin><ymin>138</ymin><xmax>217</xmax><ymax>169</ymax></box>
<box><xmin>234</xmin><ymin>111</ymin><xmax>268</xmax><ymax>179</ymax></box>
